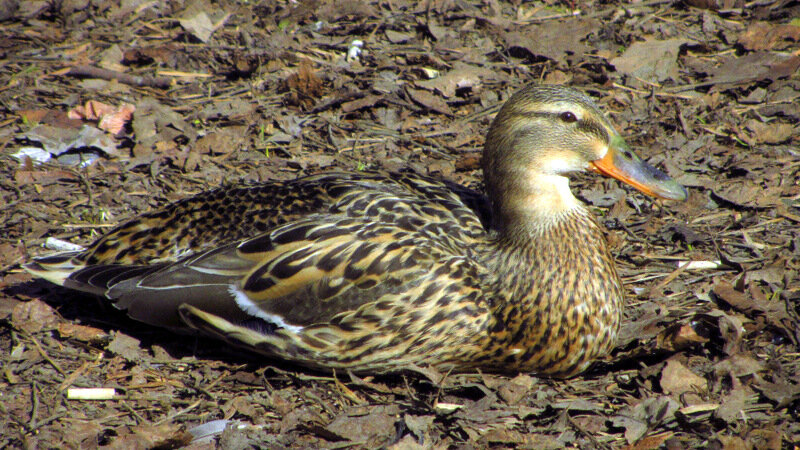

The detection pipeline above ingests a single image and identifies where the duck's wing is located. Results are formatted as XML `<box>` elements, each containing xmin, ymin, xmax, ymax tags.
<box><xmin>29</xmin><ymin>171</ymin><xmax>489</xmax><ymax>268</ymax></box>
<box><xmin>54</xmin><ymin>173</ymin><xmax>372</xmax><ymax>268</ymax></box>
<box><xmin>29</xmin><ymin>204</ymin><xmax>494</xmax><ymax>372</ymax></box>
<box><xmin>26</xmin><ymin>172</ymin><xmax>492</xmax><ymax>339</ymax></box>
<box><xmin>63</xmin><ymin>212</ymin><xmax>493</xmax><ymax>371</ymax></box>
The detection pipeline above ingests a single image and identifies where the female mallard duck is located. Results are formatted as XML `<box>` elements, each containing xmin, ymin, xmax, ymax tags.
<box><xmin>26</xmin><ymin>85</ymin><xmax>686</xmax><ymax>377</ymax></box>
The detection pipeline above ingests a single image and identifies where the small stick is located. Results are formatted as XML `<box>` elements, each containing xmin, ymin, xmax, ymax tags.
<box><xmin>23</xmin><ymin>330</ymin><xmax>67</xmax><ymax>377</ymax></box>
<box><xmin>66</xmin><ymin>65</ymin><xmax>173</xmax><ymax>89</ymax></box>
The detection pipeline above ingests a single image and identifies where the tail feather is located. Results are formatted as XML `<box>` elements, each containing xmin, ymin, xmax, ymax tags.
<box><xmin>25</xmin><ymin>251</ymin><xmax>254</xmax><ymax>330</ymax></box>
<box><xmin>24</xmin><ymin>251</ymin><xmax>85</xmax><ymax>287</ymax></box>
<box><xmin>64</xmin><ymin>264</ymin><xmax>167</xmax><ymax>297</ymax></box>
<box><xmin>25</xmin><ymin>242</ymin><xmax>301</xmax><ymax>349</ymax></box>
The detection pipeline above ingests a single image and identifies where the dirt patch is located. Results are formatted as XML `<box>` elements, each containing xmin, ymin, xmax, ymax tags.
<box><xmin>1</xmin><ymin>0</ymin><xmax>799</xmax><ymax>447</ymax></box>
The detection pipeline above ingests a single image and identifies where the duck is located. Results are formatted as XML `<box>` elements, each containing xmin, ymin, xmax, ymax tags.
<box><xmin>25</xmin><ymin>84</ymin><xmax>687</xmax><ymax>378</ymax></box>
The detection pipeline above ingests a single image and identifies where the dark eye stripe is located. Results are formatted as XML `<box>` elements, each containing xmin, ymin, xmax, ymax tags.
<box><xmin>522</xmin><ymin>111</ymin><xmax>609</xmax><ymax>143</ymax></box>
<box><xmin>576</xmin><ymin>118</ymin><xmax>609</xmax><ymax>143</ymax></box>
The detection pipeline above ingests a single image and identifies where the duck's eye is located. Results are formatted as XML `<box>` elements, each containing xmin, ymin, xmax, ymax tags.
<box><xmin>559</xmin><ymin>111</ymin><xmax>578</xmax><ymax>123</ymax></box>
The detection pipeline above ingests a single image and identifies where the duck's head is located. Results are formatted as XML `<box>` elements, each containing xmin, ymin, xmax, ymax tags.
<box><xmin>482</xmin><ymin>84</ymin><xmax>687</xmax><ymax>234</ymax></box>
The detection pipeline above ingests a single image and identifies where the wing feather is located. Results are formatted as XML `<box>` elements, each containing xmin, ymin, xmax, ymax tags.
<box><xmin>25</xmin><ymin>171</ymin><xmax>493</xmax><ymax>353</ymax></box>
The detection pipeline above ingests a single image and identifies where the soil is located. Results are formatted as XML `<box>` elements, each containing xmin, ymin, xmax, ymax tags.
<box><xmin>1</xmin><ymin>0</ymin><xmax>799</xmax><ymax>448</ymax></box>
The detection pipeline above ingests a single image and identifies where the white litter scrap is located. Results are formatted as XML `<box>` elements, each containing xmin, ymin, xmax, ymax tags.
<box><xmin>677</xmin><ymin>260</ymin><xmax>722</xmax><ymax>270</ymax></box>
<box><xmin>421</xmin><ymin>67</ymin><xmax>439</xmax><ymax>79</ymax></box>
<box><xmin>347</xmin><ymin>39</ymin><xmax>364</xmax><ymax>61</ymax></box>
<box><xmin>188</xmin><ymin>420</ymin><xmax>252</xmax><ymax>445</ymax></box>
<box><xmin>12</xmin><ymin>147</ymin><xmax>52</xmax><ymax>164</ymax></box>
<box><xmin>67</xmin><ymin>388</ymin><xmax>116</xmax><ymax>400</ymax></box>
<box><xmin>14</xmin><ymin>124</ymin><xmax>119</xmax><ymax>167</ymax></box>
<box><xmin>45</xmin><ymin>237</ymin><xmax>86</xmax><ymax>252</ymax></box>
<box><xmin>433</xmin><ymin>402</ymin><xmax>463</xmax><ymax>414</ymax></box>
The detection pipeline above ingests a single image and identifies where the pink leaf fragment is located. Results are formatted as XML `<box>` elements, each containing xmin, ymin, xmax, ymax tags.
<box><xmin>68</xmin><ymin>100</ymin><xmax>135</xmax><ymax>135</ymax></box>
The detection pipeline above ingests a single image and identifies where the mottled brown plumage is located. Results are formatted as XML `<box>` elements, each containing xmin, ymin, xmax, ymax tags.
<box><xmin>25</xmin><ymin>85</ymin><xmax>687</xmax><ymax>377</ymax></box>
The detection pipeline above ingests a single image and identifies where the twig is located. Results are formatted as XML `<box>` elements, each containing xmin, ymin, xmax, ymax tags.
<box><xmin>611</xmin><ymin>82</ymin><xmax>697</xmax><ymax>100</ymax></box>
<box><xmin>28</xmin><ymin>381</ymin><xmax>39</xmax><ymax>431</ymax></box>
<box><xmin>153</xmin><ymin>399</ymin><xmax>202</xmax><ymax>426</ymax></box>
<box><xmin>23</xmin><ymin>330</ymin><xmax>67</xmax><ymax>377</ymax></box>
<box><xmin>647</xmin><ymin>260</ymin><xmax>690</xmax><ymax>296</ymax></box>
<box><xmin>566</xmin><ymin>411</ymin><xmax>610</xmax><ymax>449</ymax></box>
<box><xmin>65</xmin><ymin>65</ymin><xmax>173</xmax><ymax>89</ymax></box>
<box><xmin>120</xmin><ymin>401</ymin><xmax>147</xmax><ymax>425</ymax></box>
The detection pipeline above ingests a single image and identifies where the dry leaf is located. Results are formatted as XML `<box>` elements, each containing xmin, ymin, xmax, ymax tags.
<box><xmin>106</xmin><ymin>331</ymin><xmax>145</xmax><ymax>362</ymax></box>
<box><xmin>57</xmin><ymin>322</ymin><xmax>109</xmax><ymax>343</ymax></box>
<box><xmin>738</xmin><ymin>22</ymin><xmax>800</xmax><ymax>51</ymax></box>
<box><xmin>660</xmin><ymin>359</ymin><xmax>707</xmax><ymax>395</ymax></box>
<box><xmin>11</xmin><ymin>300</ymin><xmax>59</xmax><ymax>333</ymax></box>
<box><xmin>611</xmin><ymin>38</ymin><xmax>687</xmax><ymax>83</ymax></box>
<box><xmin>406</xmin><ymin>88</ymin><xmax>452</xmax><ymax>115</ymax></box>
<box><xmin>745</xmin><ymin>119</ymin><xmax>794</xmax><ymax>144</ymax></box>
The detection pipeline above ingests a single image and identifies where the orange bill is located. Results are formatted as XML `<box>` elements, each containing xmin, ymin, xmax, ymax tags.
<box><xmin>589</xmin><ymin>135</ymin><xmax>687</xmax><ymax>201</ymax></box>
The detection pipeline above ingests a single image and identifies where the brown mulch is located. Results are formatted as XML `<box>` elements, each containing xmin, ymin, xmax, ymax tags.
<box><xmin>1</xmin><ymin>0</ymin><xmax>799</xmax><ymax>448</ymax></box>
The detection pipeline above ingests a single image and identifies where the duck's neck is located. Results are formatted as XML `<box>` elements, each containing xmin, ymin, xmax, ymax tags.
<box><xmin>483</xmin><ymin>179</ymin><xmax>622</xmax><ymax>376</ymax></box>
<box><xmin>488</xmin><ymin>173</ymin><xmax>587</xmax><ymax>242</ymax></box>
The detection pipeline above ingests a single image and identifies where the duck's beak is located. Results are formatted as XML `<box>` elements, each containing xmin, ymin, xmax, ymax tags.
<box><xmin>589</xmin><ymin>134</ymin><xmax>687</xmax><ymax>201</ymax></box>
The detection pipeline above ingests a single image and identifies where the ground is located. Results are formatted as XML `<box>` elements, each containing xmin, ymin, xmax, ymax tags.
<box><xmin>1</xmin><ymin>0</ymin><xmax>799</xmax><ymax>448</ymax></box>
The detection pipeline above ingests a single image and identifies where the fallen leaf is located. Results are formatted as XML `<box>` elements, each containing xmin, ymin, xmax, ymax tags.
<box><xmin>69</xmin><ymin>100</ymin><xmax>135</xmax><ymax>135</ymax></box>
<box><xmin>403</xmin><ymin>414</ymin><xmax>434</xmax><ymax>440</ymax></box>
<box><xmin>497</xmin><ymin>374</ymin><xmax>532</xmax><ymax>405</ymax></box>
<box><xmin>712</xmin><ymin>179</ymin><xmax>780</xmax><ymax>209</ymax></box>
<box><xmin>22</xmin><ymin>124</ymin><xmax>121</xmax><ymax>162</ymax></box>
<box><xmin>683</xmin><ymin>0</ymin><xmax>743</xmax><ymax>10</ymax></box>
<box><xmin>193</xmin><ymin>127</ymin><xmax>246</xmax><ymax>155</ymax></box>
<box><xmin>611</xmin><ymin>38</ymin><xmax>687</xmax><ymax>83</ymax></box>
<box><xmin>581</xmin><ymin>185</ymin><xmax>625</xmax><ymax>207</ymax></box>
<box><xmin>745</xmin><ymin>430</ymin><xmax>782</xmax><ymax>449</ymax></box>
<box><xmin>503</xmin><ymin>18</ymin><xmax>599</xmax><ymax>64</ymax></box>
<box><xmin>707</xmin><ymin>52</ymin><xmax>800</xmax><ymax>87</ymax></box>
<box><xmin>483</xmin><ymin>428</ymin><xmax>560</xmax><ymax>446</ymax></box>
<box><xmin>114</xmin><ymin>423</ymin><xmax>192</xmax><ymax>448</ymax></box>
<box><xmin>745</xmin><ymin>119</ymin><xmax>794</xmax><ymax>144</ymax></box>
<box><xmin>753</xmin><ymin>380</ymin><xmax>800</xmax><ymax>408</ymax></box>
<box><xmin>98</xmin><ymin>43</ymin><xmax>125</xmax><ymax>72</ymax></box>
<box><xmin>612</xmin><ymin>396</ymin><xmax>680</xmax><ymax>444</ymax></box>
<box><xmin>341</xmin><ymin>94</ymin><xmax>383</xmax><ymax>113</ymax></box>
<box><xmin>711</xmin><ymin>435</ymin><xmax>748</xmax><ymax>449</ymax></box>
<box><xmin>385</xmin><ymin>29</ymin><xmax>414</xmax><ymax>44</ymax></box>
<box><xmin>660</xmin><ymin>359</ymin><xmax>707</xmax><ymax>395</ymax></box>
<box><xmin>11</xmin><ymin>300</ymin><xmax>60</xmax><ymax>333</ymax></box>
<box><xmin>325</xmin><ymin>405</ymin><xmax>400</xmax><ymax>446</ymax></box>
<box><xmin>713</xmin><ymin>279</ymin><xmax>797</xmax><ymax>347</ymax></box>
<box><xmin>406</xmin><ymin>88</ymin><xmax>452</xmax><ymax>115</ymax></box>
<box><xmin>388</xmin><ymin>434</ymin><xmax>423</xmax><ymax>450</ymax></box>
<box><xmin>18</xmin><ymin>109</ymin><xmax>82</xmax><ymax>128</ymax></box>
<box><xmin>738</xmin><ymin>22</ymin><xmax>800</xmax><ymax>51</ymax></box>
<box><xmin>180</xmin><ymin>11</ymin><xmax>215</xmax><ymax>43</ymax></box>
<box><xmin>626</xmin><ymin>432</ymin><xmax>674</xmax><ymax>450</ymax></box>
<box><xmin>57</xmin><ymin>322</ymin><xmax>109</xmax><ymax>344</ymax></box>
<box><xmin>123</xmin><ymin>44</ymin><xmax>179</xmax><ymax>66</ymax></box>
<box><xmin>416</xmin><ymin>62</ymin><xmax>494</xmax><ymax>98</ymax></box>
<box><xmin>713</xmin><ymin>353</ymin><xmax>764</xmax><ymax>378</ymax></box>
<box><xmin>14</xmin><ymin>169</ymin><xmax>79</xmax><ymax>186</ymax></box>
<box><xmin>745</xmin><ymin>260</ymin><xmax>785</xmax><ymax>285</ymax></box>
<box><xmin>656</xmin><ymin>322</ymin><xmax>710</xmax><ymax>352</ymax></box>
<box><xmin>132</xmin><ymin>97</ymin><xmax>195</xmax><ymax>148</ymax></box>
<box><xmin>714</xmin><ymin>385</ymin><xmax>755</xmax><ymax>423</ymax></box>
<box><xmin>106</xmin><ymin>331</ymin><xmax>145</xmax><ymax>362</ymax></box>
<box><xmin>222</xmin><ymin>396</ymin><xmax>260</xmax><ymax>420</ymax></box>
